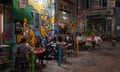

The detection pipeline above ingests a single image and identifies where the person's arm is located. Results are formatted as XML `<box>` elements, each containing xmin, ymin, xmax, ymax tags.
<box><xmin>13</xmin><ymin>49</ymin><xmax>17</xmax><ymax>54</ymax></box>
<box><xmin>99</xmin><ymin>37</ymin><xmax>103</xmax><ymax>42</ymax></box>
<box><xmin>13</xmin><ymin>47</ymin><xmax>19</xmax><ymax>56</ymax></box>
<box><xmin>13</xmin><ymin>45</ymin><xmax>19</xmax><ymax>54</ymax></box>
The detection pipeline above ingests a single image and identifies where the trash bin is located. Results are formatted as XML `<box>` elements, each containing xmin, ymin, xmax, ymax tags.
<box><xmin>112</xmin><ymin>40</ymin><xmax>116</xmax><ymax>47</ymax></box>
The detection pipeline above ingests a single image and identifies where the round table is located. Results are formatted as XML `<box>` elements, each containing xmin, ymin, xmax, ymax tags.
<box><xmin>33</xmin><ymin>48</ymin><xmax>46</xmax><ymax>54</ymax></box>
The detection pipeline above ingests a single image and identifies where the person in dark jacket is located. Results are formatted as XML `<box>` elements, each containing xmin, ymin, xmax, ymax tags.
<box><xmin>13</xmin><ymin>38</ymin><xmax>31</xmax><ymax>71</ymax></box>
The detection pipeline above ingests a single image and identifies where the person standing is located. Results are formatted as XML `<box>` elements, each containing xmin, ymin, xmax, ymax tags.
<box><xmin>13</xmin><ymin>38</ymin><xmax>32</xmax><ymax>71</ymax></box>
<box><xmin>34</xmin><ymin>37</ymin><xmax>45</xmax><ymax>64</ymax></box>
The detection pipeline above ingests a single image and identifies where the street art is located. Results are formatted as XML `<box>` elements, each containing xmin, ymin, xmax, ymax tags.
<box><xmin>14</xmin><ymin>0</ymin><xmax>56</xmax><ymax>46</ymax></box>
<box><xmin>16</xmin><ymin>18</ymin><xmax>35</xmax><ymax>46</ymax></box>
<box><xmin>5</xmin><ymin>29</ymin><xmax>12</xmax><ymax>41</ymax></box>
<box><xmin>28</xmin><ymin>0</ymin><xmax>55</xmax><ymax>38</ymax></box>
<box><xmin>70</xmin><ymin>21</ymin><xmax>76</xmax><ymax>34</ymax></box>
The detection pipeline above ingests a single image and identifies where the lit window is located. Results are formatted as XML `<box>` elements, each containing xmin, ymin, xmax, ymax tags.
<box><xmin>62</xmin><ymin>11</ymin><xmax>66</xmax><ymax>15</ymax></box>
<box><xmin>62</xmin><ymin>16</ymin><xmax>67</xmax><ymax>20</ymax></box>
<box><xmin>34</xmin><ymin>0</ymin><xmax>38</xmax><ymax>2</ymax></box>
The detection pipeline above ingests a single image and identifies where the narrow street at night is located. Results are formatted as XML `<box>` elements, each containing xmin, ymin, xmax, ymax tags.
<box><xmin>33</xmin><ymin>41</ymin><xmax>120</xmax><ymax>72</ymax></box>
<box><xmin>1</xmin><ymin>0</ymin><xmax>120</xmax><ymax>72</ymax></box>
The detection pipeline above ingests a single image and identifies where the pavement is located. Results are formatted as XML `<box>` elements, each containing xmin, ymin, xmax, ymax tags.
<box><xmin>7</xmin><ymin>41</ymin><xmax>120</xmax><ymax>72</ymax></box>
<box><xmin>35</xmin><ymin>41</ymin><xmax>120</xmax><ymax>72</ymax></box>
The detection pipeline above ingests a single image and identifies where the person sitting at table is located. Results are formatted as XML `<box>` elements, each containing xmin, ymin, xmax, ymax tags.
<box><xmin>76</xmin><ymin>33</ymin><xmax>83</xmax><ymax>50</ymax></box>
<box><xmin>34</xmin><ymin>37</ymin><xmax>45</xmax><ymax>64</ymax></box>
<box><xmin>35</xmin><ymin>36</ymin><xmax>43</xmax><ymax>48</ymax></box>
<box><xmin>65</xmin><ymin>35</ymin><xmax>74</xmax><ymax>55</ymax></box>
<box><xmin>85</xmin><ymin>34</ymin><xmax>92</xmax><ymax>51</ymax></box>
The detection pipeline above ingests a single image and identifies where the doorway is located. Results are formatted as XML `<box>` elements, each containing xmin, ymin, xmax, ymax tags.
<box><xmin>87</xmin><ymin>17</ymin><xmax>106</xmax><ymax>34</ymax></box>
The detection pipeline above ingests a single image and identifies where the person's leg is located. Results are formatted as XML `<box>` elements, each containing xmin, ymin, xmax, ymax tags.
<box><xmin>67</xmin><ymin>47</ymin><xmax>70</xmax><ymax>56</ymax></box>
<box><xmin>92</xmin><ymin>41</ymin><xmax>95</xmax><ymax>50</ymax></box>
<box><xmin>79</xmin><ymin>43</ymin><xmax>82</xmax><ymax>50</ymax></box>
<box><xmin>39</xmin><ymin>53</ymin><xmax>44</xmax><ymax>64</ymax></box>
<box><xmin>15</xmin><ymin>58</ymin><xmax>23</xmax><ymax>71</ymax></box>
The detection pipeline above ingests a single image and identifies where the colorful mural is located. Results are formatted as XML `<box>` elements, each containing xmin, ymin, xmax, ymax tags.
<box><xmin>16</xmin><ymin>18</ymin><xmax>35</xmax><ymax>46</ymax></box>
<box><xmin>28</xmin><ymin>0</ymin><xmax>56</xmax><ymax>38</ymax></box>
<box><xmin>13</xmin><ymin>0</ymin><xmax>56</xmax><ymax>46</ymax></box>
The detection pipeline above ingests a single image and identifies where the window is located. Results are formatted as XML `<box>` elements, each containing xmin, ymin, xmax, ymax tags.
<box><xmin>90</xmin><ymin>0</ymin><xmax>101</xmax><ymax>9</ymax></box>
<box><xmin>33</xmin><ymin>11</ymin><xmax>40</xmax><ymax>30</ymax></box>
<box><xmin>34</xmin><ymin>0</ymin><xmax>38</xmax><ymax>2</ymax></box>
<box><xmin>116</xmin><ymin>1</ymin><xmax>120</xmax><ymax>7</ymax></box>
<box><xmin>107</xmin><ymin>19</ymin><xmax>112</xmax><ymax>32</ymax></box>
<box><xmin>86</xmin><ymin>0</ymin><xmax>89</xmax><ymax>8</ymax></box>
<box><xmin>102</xmin><ymin>0</ymin><xmax>107</xmax><ymax>7</ymax></box>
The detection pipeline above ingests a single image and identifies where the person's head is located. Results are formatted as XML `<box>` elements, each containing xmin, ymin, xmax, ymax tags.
<box><xmin>69</xmin><ymin>35</ymin><xmax>73</xmax><ymax>40</ymax></box>
<box><xmin>23</xmin><ymin>17</ymin><xmax>29</xmax><ymax>32</ymax></box>
<box><xmin>20</xmin><ymin>38</ymin><xmax>27</xmax><ymax>43</ymax></box>
<box><xmin>79</xmin><ymin>33</ymin><xmax>81</xmax><ymax>36</ymax></box>
<box><xmin>36</xmin><ymin>36</ymin><xmax>41</xmax><ymax>42</ymax></box>
<box><xmin>96</xmin><ymin>34</ymin><xmax>99</xmax><ymax>36</ymax></box>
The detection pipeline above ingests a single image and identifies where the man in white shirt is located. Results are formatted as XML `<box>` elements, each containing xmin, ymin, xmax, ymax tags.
<box><xmin>94</xmin><ymin>34</ymin><xmax>103</xmax><ymax>50</ymax></box>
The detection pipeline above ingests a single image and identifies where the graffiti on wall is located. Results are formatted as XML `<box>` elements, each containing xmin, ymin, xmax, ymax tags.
<box><xmin>28</xmin><ymin>0</ymin><xmax>55</xmax><ymax>38</ymax></box>
<box><xmin>16</xmin><ymin>18</ymin><xmax>35</xmax><ymax>46</ymax></box>
<box><xmin>14</xmin><ymin>0</ymin><xmax>56</xmax><ymax>46</ymax></box>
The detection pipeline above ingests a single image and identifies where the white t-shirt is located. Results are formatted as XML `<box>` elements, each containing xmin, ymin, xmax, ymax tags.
<box><xmin>85</xmin><ymin>37</ymin><xmax>92</xmax><ymax>46</ymax></box>
<box><xmin>77</xmin><ymin>36</ymin><xmax>83</xmax><ymax>41</ymax></box>
<box><xmin>94</xmin><ymin>36</ymin><xmax>102</xmax><ymax>44</ymax></box>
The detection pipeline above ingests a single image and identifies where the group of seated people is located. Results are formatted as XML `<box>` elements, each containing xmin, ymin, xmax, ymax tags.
<box><xmin>76</xmin><ymin>32</ymin><xmax>103</xmax><ymax>51</ymax></box>
<box><xmin>32</xmin><ymin>32</ymin><xmax>103</xmax><ymax>66</ymax></box>
<box><xmin>33</xmin><ymin>34</ymin><xmax>74</xmax><ymax>64</ymax></box>
<box><xmin>13</xmin><ymin>32</ymin><xmax>103</xmax><ymax>71</ymax></box>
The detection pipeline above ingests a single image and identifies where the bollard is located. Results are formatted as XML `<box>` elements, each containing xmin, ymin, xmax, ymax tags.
<box><xmin>112</xmin><ymin>40</ymin><xmax>116</xmax><ymax>47</ymax></box>
<box><xmin>76</xmin><ymin>40</ymin><xmax>79</xmax><ymax>56</ymax></box>
<box><xmin>58</xmin><ymin>44</ymin><xmax>62</xmax><ymax>67</ymax></box>
<box><xmin>31</xmin><ymin>51</ymin><xmax>34</xmax><ymax>72</ymax></box>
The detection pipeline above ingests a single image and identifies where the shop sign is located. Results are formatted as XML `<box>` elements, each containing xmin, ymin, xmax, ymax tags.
<box><xmin>87</xmin><ymin>9</ymin><xmax>113</xmax><ymax>16</ymax></box>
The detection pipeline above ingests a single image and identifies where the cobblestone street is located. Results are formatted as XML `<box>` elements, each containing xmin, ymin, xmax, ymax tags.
<box><xmin>35</xmin><ymin>41</ymin><xmax>120</xmax><ymax>72</ymax></box>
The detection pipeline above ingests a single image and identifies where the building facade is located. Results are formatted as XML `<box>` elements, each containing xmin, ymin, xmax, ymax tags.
<box><xmin>56</xmin><ymin>0</ymin><xmax>77</xmax><ymax>34</ymax></box>
<box><xmin>0</xmin><ymin>0</ymin><xmax>78</xmax><ymax>70</ymax></box>
<box><xmin>78</xmin><ymin>0</ymin><xmax>116</xmax><ymax>35</ymax></box>
<box><xmin>0</xmin><ymin>0</ymin><xmax>14</xmax><ymax>70</ymax></box>
<box><xmin>115</xmin><ymin>0</ymin><xmax>120</xmax><ymax>37</ymax></box>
